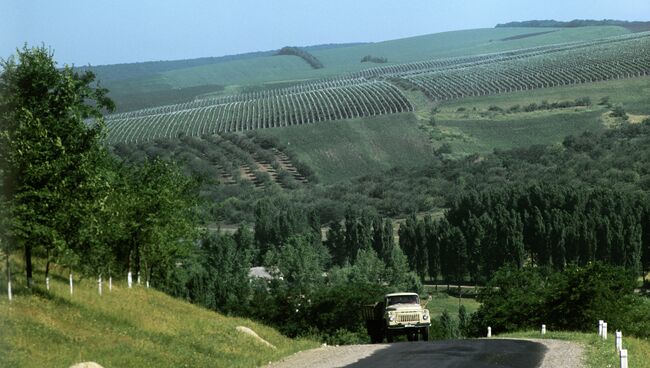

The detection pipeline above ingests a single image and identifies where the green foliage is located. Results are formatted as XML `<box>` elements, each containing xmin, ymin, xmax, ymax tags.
<box><xmin>276</xmin><ymin>47</ymin><xmax>324</xmax><ymax>69</ymax></box>
<box><xmin>0</xmin><ymin>45</ymin><xmax>114</xmax><ymax>282</ymax></box>
<box><xmin>611</xmin><ymin>104</ymin><xmax>629</xmax><ymax>119</ymax></box>
<box><xmin>439</xmin><ymin>310</ymin><xmax>460</xmax><ymax>339</ymax></box>
<box><xmin>472</xmin><ymin>263</ymin><xmax>644</xmax><ymax>337</ymax></box>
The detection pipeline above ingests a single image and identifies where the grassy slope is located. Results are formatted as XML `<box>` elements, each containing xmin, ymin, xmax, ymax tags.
<box><xmin>312</xmin><ymin>26</ymin><xmax>629</xmax><ymax>69</ymax></box>
<box><xmin>419</xmin><ymin>77</ymin><xmax>650</xmax><ymax>155</ymax></box>
<box><xmin>105</xmin><ymin>26</ymin><xmax>629</xmax><ymax>95</ymax></box>
<box><xmin>257</xmin><ymin>113</ymin><xmax>433</xmax><ymax>184</ymax></box>
<box><xmin>0</xmin><ymin>262</ymin><xmax>317</xmax><ymax>368</ymax></box>
<box><xmin>501</xmin><ymin>331</ymin><xmax>650</xmax><ymax>368</ymax></box>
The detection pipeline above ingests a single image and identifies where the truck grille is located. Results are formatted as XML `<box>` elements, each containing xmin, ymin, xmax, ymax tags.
<box><xmin>397</xmin><ymin>313</ymin><xmax>419</xmax><ymax>323</ymax></box>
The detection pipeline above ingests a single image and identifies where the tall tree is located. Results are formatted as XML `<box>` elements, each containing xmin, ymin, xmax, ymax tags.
<box><xmin>0</xmin><ymin>45</ymin><xmax>114</xmax><ymax>286</ymax></box>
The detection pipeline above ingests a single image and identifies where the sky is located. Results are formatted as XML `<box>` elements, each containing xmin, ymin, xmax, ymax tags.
<box><xmin>2</xmin><ymin>0</ymin><xmax>649</xmax><ymax>66</ymax></box>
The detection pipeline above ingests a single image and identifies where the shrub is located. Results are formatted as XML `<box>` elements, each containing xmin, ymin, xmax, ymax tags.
<box><xmin>470</xmin><ymin>263</ymin><xmax>642</xmax><ymax>337</ymax></box>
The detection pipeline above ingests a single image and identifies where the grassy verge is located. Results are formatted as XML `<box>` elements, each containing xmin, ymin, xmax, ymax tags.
<box><xmin>501</xmin><ymin>330</ymin><xmax>650</xmax><ymax>368</ymax></box>
<box><xmin>0</xmin><ymin>261</ymin><xmax>317</xmax><ymax>368</ymax></box>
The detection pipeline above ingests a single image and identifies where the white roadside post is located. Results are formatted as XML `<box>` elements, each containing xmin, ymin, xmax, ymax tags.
<box><xmin>620</xmin><ymin>349</ymin><xmax>628</xmax><ymax>368</ymax></box>
<box><xmin>602</xmin><ymin>322</ymin><xmax>608</xmax><ymax>340</ymax></box>
<box><xmin>616</xmin><ymin>331</ymin><xmax>622</xmax><ymax>351</ymax></box>
<box><xmin>127</xmin><ymin>271</ymin><xmax>132</xmax><ymax>288</ymax></box>
<box><xmin>7</xmin><ymin>279</ymin><xmax>12</xmax><ymax>302</ymax></box>
<box><xmin>137</xmin><ymin>272</ymin><xmax>141</xmax><ymax>285</ymax></box>
<box><xmin>46</xmin><ymin>277</ymin><xmax>50</xmax><ymax>291</ymax></box>
<box><xmin>98</xmin><ymin>276</ymin><xmax>102</xmax><ymax>296</ymax></box>
<box><xmin>487</xmin><ymin>327</ymin><xmax>492</xmax><ymax>337</ymax></box>
<box><xmin>146</xmin><ymin>279</ymin><xmax>149</xmax><ymax>289</ymax></box>
<box><xmin>598</xmin><ymin>320</ymin><xmax>604</xmax><ymax>336</ymax></box>
<box><xmin>69</xmin><ymin>273</ymin><xmax>73</xmax><ymax>295</ymax></box>
<box><xmin>541</xmin><ymin>324</ymin><xmax>546</xmax><ymax>335</ymax></box>
<box><xmin>109</xmin><ymin>276</ymin><xmax>112</xmax><ymax>292</ymax></box>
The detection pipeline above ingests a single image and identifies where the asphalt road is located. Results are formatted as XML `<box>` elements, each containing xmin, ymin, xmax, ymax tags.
<box><xmin>344</xmin><ymin>339</ymin><xmax>546</xmax><ymax>368</ymax></box>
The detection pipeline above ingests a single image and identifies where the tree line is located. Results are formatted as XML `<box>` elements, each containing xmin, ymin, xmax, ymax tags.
<box><xmin>397</xmin><ymin>184</ymin><xmax>650</xmax><ymax>285</ymax></box>
<box><xmin>276</xmin><ymin>47</ymin><xmax>324</xmax><ymax>69</ymax></box>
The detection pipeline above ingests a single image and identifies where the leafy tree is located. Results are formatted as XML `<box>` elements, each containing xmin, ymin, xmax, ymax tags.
<box><xmin>108</xmin><ymin>159</ymin><xmax>199</xmax><ymax>285</ymax></box>
<box><xmin>0</xmin><ymin>45</ymin><xmax>114</xmax><ymax>285</ymax></box>
<box><xmin>325</xmin><ymin>220</ymin><xmax>347</xmax><ymax>267</ymax></box>
<box><xmin>458</xmin><ymin>305</ymin><xmax>470</xmax><ymax>338</ymax></box>
<box><xmin>439</xmin><ymin>310</ymin><xmax>459</xmax><ymax>339</ymax></box>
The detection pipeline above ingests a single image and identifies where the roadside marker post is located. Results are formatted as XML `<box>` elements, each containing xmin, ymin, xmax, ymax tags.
<box><xmin>541</xmin><ymin>324</ymin><xmax>546</xmax><ymax>335</ymax></box>
<box><xmin>46</xmin><ymin>277</ymin><xmax>50</xmax><ymax>291</ymax></box>
<box><xmin>128</xmin><ymin>271</ymin><xmax>132</xmax><ymax>288</ymax></box>
<box><xmin>98</xmin><ymin>276</ymin><xmax>102</xmax><ymax>296</ymax></box>
<box><xmin>487</xmin><ymin>327</ymin><xmax>492</xmax><ymax>337</ymax></box>
<box><xmin>602</xmin><ymin>322</ymin><xmax>608</xmax><ymax>340</ymax></box>
<box><xmin>69</xmin><ymin>273</ymin><xmax>73</xmax><ymax>295</ymax></box>
<box><xmin>109</xmin><ymin>276</ymin><xmax>112</xmax><ymax>292</ymax></box>
<box><xmin>598</xmin><ymin>320</ymin><xmax>604</xmax><ymax>336</ymax></box>
<box><xmin>7</xmin><ymin>280</ymin><xmax>11</xmax><ymax>302</ymax></box>
<box><xmin>620</xmin><ymin>349</ymin><xmax>628</xmax><ymax>368</ymax></box>
<box><xmin>616</xmin><ymin>331</ymin><xmax>622</xmax><ymax>351</ymax></box>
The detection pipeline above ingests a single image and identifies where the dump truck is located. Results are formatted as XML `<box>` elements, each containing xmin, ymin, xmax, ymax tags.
<box><xmin>362</xmin><ymin>292</ymin><xmax>431</xmax><ymax>343</ymax></box>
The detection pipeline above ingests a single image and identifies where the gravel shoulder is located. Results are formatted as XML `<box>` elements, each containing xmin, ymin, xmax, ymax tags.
<box><xmin>515</xmin><ymin>338</ymin><xmax>586</xmax><ymax>368</ymax></box>
<box><xmin>264</xmin><ymin>338</ymin><xmax>585</xmax><ymax>368</ymax></box>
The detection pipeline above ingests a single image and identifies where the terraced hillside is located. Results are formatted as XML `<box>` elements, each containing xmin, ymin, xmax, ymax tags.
<box><xmin>114</xmin><ymin>132</ymin><xmax>314</xmax><ymax>190</ymax></box>
<box><xmin>102</xmin><ymin>31</ymin><xmax>650</xmax><ymax>144</ymax></box>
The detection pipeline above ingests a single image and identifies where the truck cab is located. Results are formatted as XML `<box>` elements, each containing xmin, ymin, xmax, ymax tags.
<box><xmin>363</xmin><ymin>292</ymin><xmax>431</xmax><ymax>343</ymax></box>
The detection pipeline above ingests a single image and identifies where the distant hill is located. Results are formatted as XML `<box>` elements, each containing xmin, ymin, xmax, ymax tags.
<box><xmin>78</xmin><ymin>42</ymin><xmax>366</xmax><ymax>83</ymax></box>
<box><xmin>496</xmin><ymin>19</ymin><xmax>650</xmax><ymax>32</ymax></box>
<box><xmin>99</xmin><ymin>26</ymin><xmax>630</xmax><ymax>113</ymax></box>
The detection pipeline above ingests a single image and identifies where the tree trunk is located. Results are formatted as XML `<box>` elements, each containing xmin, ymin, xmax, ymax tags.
<box><xmin>25</xmin><ymin>243</ymin><xmax>33</xmax><ymax>288</ymax></box>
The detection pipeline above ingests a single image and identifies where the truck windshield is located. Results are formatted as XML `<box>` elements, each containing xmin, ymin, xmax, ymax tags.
<box><xmin>386</xmin><ymin>295</ymin><xmax>419</xmax><ymax>305</ymax></box>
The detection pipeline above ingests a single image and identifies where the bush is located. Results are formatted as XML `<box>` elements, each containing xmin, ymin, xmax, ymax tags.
<box><xmin>470</xmin><ymin>263</ymin><xmax>642</xmax><ymax>337</ymax></box>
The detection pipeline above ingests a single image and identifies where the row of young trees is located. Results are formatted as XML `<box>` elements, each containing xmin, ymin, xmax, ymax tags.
<box><xmin>397</xmin><ymin>184</ymin><xmax>650</xmax><ymax>285</ymax></box>
<box><xmin>0</xmin><ymin>46</ymin><xmax>200</xmax><ymax>291</ymax></box>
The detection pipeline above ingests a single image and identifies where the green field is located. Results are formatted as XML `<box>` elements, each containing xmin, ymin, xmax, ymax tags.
<box><xmin>415</xmin><ymin>77</ymin><xmax>650</xmax><ymax>155</ymax></box>
<box><xmin>0</xmin><ymin>260</ymin><xmax>317</xmax><ymax>368</ymax></box>
<box><xmin>438</xmin><ymin>77</ymin><xmax>650</xmax><ymax>115</ymax></box>
<box><xmin>424</xmin><ymin>292</ymin><xmax>480</xmax><ymax>319</ymax></box>
<box><xmin>257</xmin><ymin>113</ymin><xmax>434</xmax><ymax>183</ymax></box>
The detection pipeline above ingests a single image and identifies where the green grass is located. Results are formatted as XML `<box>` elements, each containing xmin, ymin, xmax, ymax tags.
<box><xmin>435</xmin><ymin>110</ymin><xmax>605</xmax><ymax>155</ymax></box>
<box><xmin>423</xmin><ymin>291</ymin><xmax>480</xmax><ymax>319</ymax></box>
<box><xmin>439</xmin><ymin>77</ymin><xmax>650</xmax><ymax>115</ymax></box>
<box><xmin>414</xmin><ymin>77</ymin><xmax>650</xmax><ymax>155</ymax></box>
<box><xmin>257</xmin><ymin>113</ymin><xmax>434</xmax><ymax>183</ymax></box>
<box><xmin>0</xmin><ymin>260</ymin><xmax>317</xmax><ymax>368</ymax></box>
<box><xmin>501</xmin><ymin>330</ymin><xmax>650</xmax><ymax>368</ymax></box>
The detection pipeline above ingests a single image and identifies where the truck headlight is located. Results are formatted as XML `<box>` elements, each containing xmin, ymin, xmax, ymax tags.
<box><xmin>389</xmin><ymin>315</ymin><xmax>396</xmax><ymax>322</ymax></box>
<box><xmin>423</xmin><ymin>314</ymin><xmax>429</xmax><ymax>321</ymax></box>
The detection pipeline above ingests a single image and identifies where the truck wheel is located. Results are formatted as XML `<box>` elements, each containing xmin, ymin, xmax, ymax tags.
<box><xmin>386</xmin><ymin>331</ymin><xmax>394</xmax><ymax>343</ymax></box>
<box><xmin>412</xmin><ymin>331</ymin><xmax>419</xmax><ymax>342</ymax></box>
<box><xmin>421</xmin><ymin>327</ymin><xmax>429</xmax><ymax>341</ymax></box>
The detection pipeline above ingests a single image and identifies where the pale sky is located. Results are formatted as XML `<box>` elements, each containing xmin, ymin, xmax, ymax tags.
<box><xmin>2</xmin><ymin>0</ymin><xmax>649</xmax><ymax>66</ymax></box>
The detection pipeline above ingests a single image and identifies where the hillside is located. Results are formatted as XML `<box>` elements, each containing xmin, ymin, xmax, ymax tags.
<box><xmin>100</xmin><ymin>26</ymin><xmax>630</xmax><ymax>112</ymax></box>
<box><xmin>100</xmin><ymin>31</ymin><xmax>650</xmax><ymax>144</ymax></box>
<box><xmin>0</xmin><ymin>260</ymin><xmax>317</xmax><ymax>368</ymax></box>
